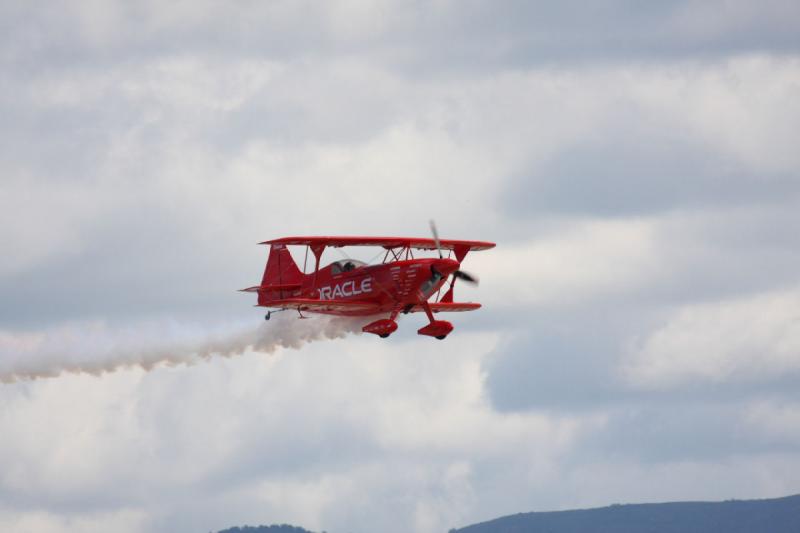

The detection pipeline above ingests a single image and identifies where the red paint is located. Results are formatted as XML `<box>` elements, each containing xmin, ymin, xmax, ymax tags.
<box><xmin>241</xmin><ymin>236</ymin><xmax>495</xmax><ymax>339</ymax></box>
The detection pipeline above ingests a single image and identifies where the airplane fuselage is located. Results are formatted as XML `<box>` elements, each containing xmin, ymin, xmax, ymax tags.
<box><xmin>258</xmin><ymin>257</ymin><xmax>460</xmax><ymax>315</ymax></box>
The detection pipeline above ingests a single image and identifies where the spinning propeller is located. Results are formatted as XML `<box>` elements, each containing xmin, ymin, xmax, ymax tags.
<box><xmin>429</xmin><ymin>220</ymin><xmax>479</xmax><ymax>286</ymax></box>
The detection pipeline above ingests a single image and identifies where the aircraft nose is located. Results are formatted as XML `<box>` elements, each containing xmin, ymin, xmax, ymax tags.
<box><xmin>434</xmin><ymin>258</ymin><xmax>460</xmax><ymax>276</ymax></box>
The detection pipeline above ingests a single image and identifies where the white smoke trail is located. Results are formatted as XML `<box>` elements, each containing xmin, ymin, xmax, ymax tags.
<box><xmin>0</xmin><ymin>315</ymin><xmax>371</xmax><ymax>383</ymax></box>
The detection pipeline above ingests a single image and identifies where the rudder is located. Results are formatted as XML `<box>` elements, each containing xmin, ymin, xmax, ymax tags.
<box><xmin>261</xmin><ymin>244</ymin><xmax>304</xmax><ymax>287</ymax></box>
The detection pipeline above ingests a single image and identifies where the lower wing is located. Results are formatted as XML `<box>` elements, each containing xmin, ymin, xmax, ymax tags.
<box><xmin>265</xmin><ymin>298</ymin><xmax>381</xmax><ymax>314</ymax></box>
<box><xmin>410</xmin><ymin>302</ymin><xmax>481</xmax><ymax>313</ymax></box>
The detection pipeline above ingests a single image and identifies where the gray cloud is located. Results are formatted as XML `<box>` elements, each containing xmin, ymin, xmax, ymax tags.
<box><xmin>506</xmin><ymin>137</ymin><xmax>800</xmax><ymax>217</ymax></box>
<box><xmin>584</xmin><ymin>402</ymin><xmax>800</xmax><ymax>464</ymax></box>
<box><xmin>485</xmin><ymin>326</ymin><xmax>625</xmax><ymax>411</ymax></box>
<box><xmin>3</xmin><ymin>1</ymin><xmax>799</xmax><ymax>74</ymax></box>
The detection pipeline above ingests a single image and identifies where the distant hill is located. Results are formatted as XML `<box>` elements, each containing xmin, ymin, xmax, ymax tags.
<box><xmin>218</xmin><ymin>525</ymin><xmax>317</xmax><ymax>533</ymax></box>
<box><xmin>451</xmin><ymin>494</ymin><xmax>800</xmax><ymax>533</ymax></box>
<box><xmin>216</xmin><ymin>494</ymin><xmax>800</xmax><ymax>533</ymax></box>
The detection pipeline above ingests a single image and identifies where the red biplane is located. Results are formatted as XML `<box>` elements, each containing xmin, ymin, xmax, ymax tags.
<box><xmin>241</xmin><ymin>224</ymin><xmax>495</xmax><ymax>339</ymax></box>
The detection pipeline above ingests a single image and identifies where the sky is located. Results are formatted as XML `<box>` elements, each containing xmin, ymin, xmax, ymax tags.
<box><xmin>1</xmin><ymin>1</ymin><xmax>800</xmax><ymax>532</ymax></box>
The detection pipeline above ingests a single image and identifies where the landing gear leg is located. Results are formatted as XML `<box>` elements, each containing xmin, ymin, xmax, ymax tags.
<box><xmin>417</xmin><ymin>301</ymin><xmax>454</xmax><ymax>340</ymax></box>
<box><xmin>421</xmin><ymin>301</ymin><xmax>435</xmax><ymax>323</ymax></box>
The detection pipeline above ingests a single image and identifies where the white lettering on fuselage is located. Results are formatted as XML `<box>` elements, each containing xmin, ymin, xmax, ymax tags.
<box><xmin>319</xmin><ymin>277</ymin><xmax>373</xmax><ymax>300</ymax></box>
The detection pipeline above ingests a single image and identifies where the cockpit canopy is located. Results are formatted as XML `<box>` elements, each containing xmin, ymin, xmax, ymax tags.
<box><xmin>330</xmin><ymin>259</ymin><xmax>367</xmax><ymax>275</ymax></box>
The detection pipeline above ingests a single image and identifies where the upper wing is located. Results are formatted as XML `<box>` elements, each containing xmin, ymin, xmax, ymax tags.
<box><xmin>239</xmin><ymin>283</ymin><xmax>302</xmax><ymax>293</ymax></box>
<box><xmin>263</xmin><ymin>298</ymin><xmax>381</xmax><ymax>314</ymax></box>
<box><xmin>262</xmin><ymin>236</ymin><xmax>495</xmax><ymax>252</ymax></box>
<box><xmin>409</xmin><ymin>302</ymin><xmax>482</xmax><ymax>313</ymax></box>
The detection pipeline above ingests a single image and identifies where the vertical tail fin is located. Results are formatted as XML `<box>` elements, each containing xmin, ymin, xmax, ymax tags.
<box><xmin>240</xmin><ymin>244</ymin><xmax>305</xmax><ymax>306</ymax></box>
<box><xmin>261</xmin><ymin>244</ymin><xmax>304</xmax><ymax>287</ymax></box>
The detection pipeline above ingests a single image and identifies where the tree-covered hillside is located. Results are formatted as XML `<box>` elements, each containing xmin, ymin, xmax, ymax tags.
<box><xmin>218</xmin><ymin>525</ymin><xmax>317</xmax><ymax>533</ymax></box>
<box><xmin>451</xmin><ymin>494</ymin><xmax>800</xmax><ymax>533</ymax></box>
<box><xmin>216</xmin><ymin>494</ymin><xmax>800</xmax><ymax>533</ymax></box>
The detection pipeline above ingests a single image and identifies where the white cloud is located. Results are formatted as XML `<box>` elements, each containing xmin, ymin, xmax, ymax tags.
<box><xmin>745</xmin><ymin>401</ymin><xmax>800</xmax><ymax>443</ymax></box>
<box><xmin>3</xmin><ymin>54</ymin><xmax>799</xmax><ymax>289</ymax></box>
<box><xmin>633</xmin><ymin>55</ymin><xmax>800</xmax><ymax>174</ymax></box>
<box><xmin>0</xmin><ymin>508</ymin><xmax>147</xmax><ymax>533</ymax></box>
<box><xmin>0</xmin><ymin>331</ymin><xmax>605</xmax><ymax>533</ymax></box>
<box><xmin>623</xmin><ymin>287</ymin><xmax>800</xmax><ymax>387</ymax></box>
<box><xmin>470</xmin><ymin>218</ymin><xmax>660</xmax><ymax>308</ymax></box>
